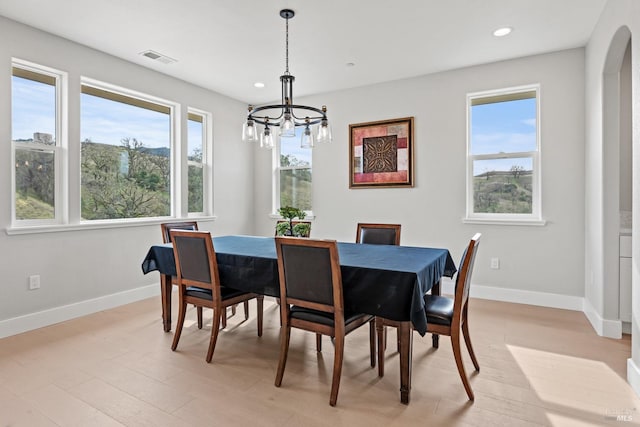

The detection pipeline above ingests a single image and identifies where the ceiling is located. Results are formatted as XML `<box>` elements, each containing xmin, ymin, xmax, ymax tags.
<box><xmin>0</xmin><ymin>0</ymin><xmax>607</xmax><ymax>105</ymax></box>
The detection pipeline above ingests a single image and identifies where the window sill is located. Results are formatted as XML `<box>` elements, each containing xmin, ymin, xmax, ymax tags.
<box><xmin>6</xmin><ymin>215</ymin><xmax>218</xmax><ymax>235</ymax></box>
<box><xmin>462</xmin><ymin>217</ymin><xmax>546</xmax><ymax>226</ymax></box>
<box><xmin>269</xmin><ymin>213</ymin><xmax>315</xmax><ymax>221</ymax></box>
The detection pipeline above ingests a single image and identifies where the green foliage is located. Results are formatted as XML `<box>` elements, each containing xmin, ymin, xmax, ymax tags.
<box><xmin>278</xmin><ymin>206</ymin><xmax>306</xmax><ymax>221</ymax></box>
<box><xmin>280</xmin><ymin>168</ymin><xmax>312</xmax><ymax>210</ymax></box>
<box><xmin>15</xmin><ymin>194</ymin><xmax>54</xmax><ymax>220</ymax></box>
<box><xmin>276</xmin><ymin>206</ymin><xmax>310</xmax><ymax>237</ymax></box>
<box><xmin>474</xmin><ymin>169</ymin><xmax>532</xmax><ymax>213</ymax></box>
<box><xmin>80</xmin><ymin>137</ymin><xmax>173</xmax><ymax>220</ymax></box>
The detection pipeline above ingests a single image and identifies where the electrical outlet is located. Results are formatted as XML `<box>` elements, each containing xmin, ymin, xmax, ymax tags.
<box><xmin>490</xmin><ymin>258</ymin><xmax>500</xmax><ymax>269</ymax></box>
<box><xmin>29</xmin><ymin>275</ymin><xmax>40</xmax><ymax>290</ymax></box>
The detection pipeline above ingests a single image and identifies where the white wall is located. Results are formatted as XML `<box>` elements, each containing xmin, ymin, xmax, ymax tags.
<box><xmin>584</xmin><ymin>0</ymin><xmax>640</xmax><ymax>395</ymax></box>
<box><xmin>0</xmin><ymin>17</ymin><xmax>252</xmax><ymax>336</ymax></box>
<box><xmin>255</xmin><ymin>48</ymin><xmax>586</xmax><ymax>303</ymax></box>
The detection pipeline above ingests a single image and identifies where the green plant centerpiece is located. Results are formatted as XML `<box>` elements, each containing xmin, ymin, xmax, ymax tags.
<box><xmin>276</xmin><ymin>206</ymin><xmax>311</xmax><ymax>237</ymax></box>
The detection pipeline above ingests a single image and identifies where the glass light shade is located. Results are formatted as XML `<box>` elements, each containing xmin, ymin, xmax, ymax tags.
<box><xmin>316</xmin><ymin>121</ymin><xmax>332</xmax><ymax>143</ymax></box>
<box><xmin>279</xmin><ymin>113</ymin><xmax>295</xmax><ymax>137</ymax></box>
<box><xmin>242</xmin><ymin>120</ymin><xmax>259</xmax><ymax>142</ymax></box>
<box><xmin>260</xmin><ymin>127</ymin><xmax>275</xmax><ymax>149</ymax></box>
<box><xmin>300</xmin><ymin>126</ymin><xmax>314</xmax><ymax>149</ymax></box>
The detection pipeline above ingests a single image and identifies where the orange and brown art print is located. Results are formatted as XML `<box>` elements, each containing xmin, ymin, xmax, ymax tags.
<box><xmin>349</xmin><ymin>117</ymin><xmax>414</xmax><ymax>188</ymax></box>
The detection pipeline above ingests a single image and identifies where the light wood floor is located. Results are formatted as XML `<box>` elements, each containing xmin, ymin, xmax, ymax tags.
<box><xmin>0</xmin><ymin>296</ymin><xmax>637</xmax><ymax>426</ymax></box>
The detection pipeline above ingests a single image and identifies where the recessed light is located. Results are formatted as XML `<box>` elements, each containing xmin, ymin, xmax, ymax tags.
<box><xmin>493</xmin><ymin>27</ymin><xmax>512</xmax><ymax>37</ymax></box>
<box><xmin>254</xmin><ymin>82</ymin><xmax>265</xmax><ymax>88</ymax></box>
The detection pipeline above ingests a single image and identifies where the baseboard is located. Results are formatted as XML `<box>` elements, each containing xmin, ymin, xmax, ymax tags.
<box><xmin>441</xmin><ymin>278</ymin><xmax>584</xmax><ymax>311</ymax></box>
<box><xmin>0</xmin><ymin>284</ymin><xmax>159</xmax><ymax>339</ymax></box>
<box><xmin>628</xmin><ymin>358</ymin><xmax>640</xmax><ymax>398</ymax></box>
<box><xmin>579</xmin><ymin>295</ymin><xmax>622</xmax><ymax>338</ymax></box>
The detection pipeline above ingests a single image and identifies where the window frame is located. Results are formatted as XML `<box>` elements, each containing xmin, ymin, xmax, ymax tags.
<box><xmin>271</xmin><ymin>136</ymin><xmax>314</xmax><ymax>218</ymax></box>
<box><xmin>7</xmin><ymin>68</ymin><xmax>217</xmax><ymax>235</ymax></box>
<box><xmin>186</xmin><ymin>108</ymin><xmax>213</xmax><ymax>217</ymax></box>
<box><xmin>11</xmin><ymin>59</ymin><xmax>68</xmax><ymax>227</ymax></box>
<box><xmin>79</xmin><ymin>77</ymin><xmax>179</xmax><ymax>223</ymax></box>
<box><xmin>464</xmin><ymin>84</ymin><xmax>545</xmax><ymax>226</ymax></box>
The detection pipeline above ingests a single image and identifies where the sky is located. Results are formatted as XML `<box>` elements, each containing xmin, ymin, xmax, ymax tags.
<box><xmin>470</xmin><ymin>97</ymin><xmax>537</xmax><ymax>176</ymax></box>
<box><xmin>12</xmin><ymin>75</ymin><xmax>201</xmax><ymax>154</ymax></box>
<box><xmin>13</xmin><ymin>75</ymin><xmax>534</xmax><ymax>170</ymax></box>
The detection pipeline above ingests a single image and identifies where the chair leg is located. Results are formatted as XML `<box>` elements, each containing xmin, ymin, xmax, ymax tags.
<box><xmin>171</xmin><ymin>300</ymin><xmax>188</xmax><ymax>351</ymax></box>
<box><xmin>275</xmin><ymin>325</ymin><xmax>291</xmax><ymax>387</ymax></box>
<box><xmin>451</xmin><ymin>329</ymin><xmax>474</xmax><ymax>401</ymax></box>
<box><xmin>369</xmin><ymin>320</ymin><xmax>376</xmax><ymax>368</ymax></box>
<box><xmin>432</xmin><ymin>333</ymin><xmax>440</xmax><ymax>348</ymax></box>
<box><xmin>257</xmin><ymin>296</ymin><xmax>264</xmax><ymax>337</ymax></box>
<box><xmin>205</xmin><ymin>307</ymin><xmax>223</xmax><ymax>363</ymax></box>
<box><xmin>462</xmin><ymin>316</ymin><xmax>480</xmax><ymax>372</ymax></box>
<box><xmin>221</xmin><ymin>307</ymin><xmax>227</xmax><ymax>329</ymax></box>
<box><xmin>329</xmin><ymin>335</ymin><xmax>345</xmax><ymax>406</ymax></box>
<box><xmin>376</xmin><ymin>318</ymin><xmax>385</xmax><ymax>377</ymax></box>
<box><xmin>231</xmin><ymin>305</ymin><xmax>236</xmax><ymax>316</ymax></box>
<box><xmin>196</xmin><ymin>306</ymin><xmax>203</xmax><ymax>329</ymax></box>
<box><xmin>316</xmin><ymin>333</ymin><xmax>322</xmax><ymax>352</ymax></box>
<box><xmin>244</xmin><ymin>300</ymin><xmax>250</xmax><ymax>320</ymax></box>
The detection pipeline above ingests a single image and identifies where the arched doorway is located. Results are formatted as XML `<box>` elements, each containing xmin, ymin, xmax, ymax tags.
<box><xmin>602</xmin><ymin>26</ymin><xmax>632</xmax><ymax>334</ymax></box>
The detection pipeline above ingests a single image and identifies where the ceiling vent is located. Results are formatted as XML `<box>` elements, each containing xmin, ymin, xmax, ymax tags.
<box><xmin>140</xmin><ymin>50</ymin><xmax>177</xmax><ymax>64</ymax></box>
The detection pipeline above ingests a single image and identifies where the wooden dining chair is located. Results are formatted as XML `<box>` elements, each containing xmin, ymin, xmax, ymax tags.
<box><xmin>355</xmin><ymin>223</ymin><xmax>402</xmax><ymax>357</ymax></box>
<box><xmin>170</xmin><ymin>229</ymin><xmax>264</xmax><ymax>362</ymax></box>
<box><xmin>161</xmin><ymin>221</ymin><xmax>248</xmax><ymax>329</ymax></box>
<box><xmin>355</xmin><ymin>223</ymin><xmax>401</xmax><ymax>246</ymax></box>
<box><xmin>274</xmin><ymin>237</ymin><xmax>376</xmax><ymax>406</ymax></box>
<box><xmin>377</xmin><ymin>233</ymin><xmax>481</xmax><ymax>400</ymax></box>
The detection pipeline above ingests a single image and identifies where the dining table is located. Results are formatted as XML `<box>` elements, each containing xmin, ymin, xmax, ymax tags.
<box><xmin>141</xmin><ymin>234</ymin><xmax>456</xmax><ymax>404</ymax></box>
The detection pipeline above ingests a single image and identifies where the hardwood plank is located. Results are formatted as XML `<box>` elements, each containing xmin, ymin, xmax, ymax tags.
<box><xmin>0</xmin><ymin>296</ymin><xmax>638</xmax><ymax>426</ymax></box>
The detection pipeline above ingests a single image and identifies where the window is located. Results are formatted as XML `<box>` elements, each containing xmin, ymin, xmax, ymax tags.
<box><xmin>11</xmin><ymin>61</ymin><xmax>65</xmax><ymax>224</ymax></box>
<box><xmin>275</xmin><ymin>131</ymin><xmax>312</xmax><ymax>212</ymax></box>
<box><xmin>9</xmin><ymin>64</ymin><xmax>212</xmax><ymax>232</ymax></box>
<box><xmin>187</xmin><ymin>110</ymin><xmax>209</xmax><ymax>214</ymax></box>
<box><xmin>466</xmin><ymin>85</ymin><xmax>542</xmax><ymax>223</ymax></box>
<box><xmin>80</xmin><ymin>81</ymin><xmax>173</xmax><ymax>220</ymax></box>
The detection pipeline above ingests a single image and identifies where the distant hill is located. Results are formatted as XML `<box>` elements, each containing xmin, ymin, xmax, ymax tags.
<box><xmin>140</xmin><ymin>146</ymin><xmax>170</xmax><ymax>157</ymax></box>
<box><xmin>473</xmin><ymin>170</ymin><xmax>532</xmax><ymax>213</ymax></box>
<box><xmin>81</xmin><ymin>141</ymin><xmax>170</xmax><ymax>158</ymax></box>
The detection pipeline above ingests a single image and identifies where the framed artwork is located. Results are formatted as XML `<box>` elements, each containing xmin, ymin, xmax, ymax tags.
<box><xmin>349</xmin><ymin>117</ymin><xmax>414</xmax><ymax>188</ymax></box>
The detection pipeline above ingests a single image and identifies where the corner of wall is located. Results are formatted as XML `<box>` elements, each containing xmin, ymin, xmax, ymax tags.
<box><xmin>628</xmin><ymin>358</ymin><xmax>640</xmax><ymax>398</ymax></box>
<box><xmin>583</xmin><ymin>296</ymin><xmax>622</xmax><ymax>338</ymax></box>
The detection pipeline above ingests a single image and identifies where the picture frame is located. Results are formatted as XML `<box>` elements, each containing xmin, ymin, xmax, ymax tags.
<box><xmin>349</xmin><ymin>117</ymin><xmax>414</xmax><ymax>188</ymax></box>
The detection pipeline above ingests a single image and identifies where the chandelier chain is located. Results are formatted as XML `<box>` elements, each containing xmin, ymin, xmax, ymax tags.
<box><xmin>285</xmin><ymin>16</ymin><xmax>289</xmax><ymax>75</ymax></box>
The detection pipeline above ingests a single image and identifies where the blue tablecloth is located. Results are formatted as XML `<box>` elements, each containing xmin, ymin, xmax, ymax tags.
<box><xmin>142</xmin><ymin>235</ymin><xmax>456</xmax><ymax>335</ymax></box>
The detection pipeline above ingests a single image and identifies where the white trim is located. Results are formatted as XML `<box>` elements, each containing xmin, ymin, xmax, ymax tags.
<box><xmin>441</xmin><ymin>278</ymin><xmax>584</xmax><ymax>311</ymax></box>
<box><xmin>462</xmin><ymin>217</ymin><xmax>546</xmax><ymax>226</ymax></box>
<box><xmin>11</xmin><ymin>59</ymin><xmax>68</xmax><ymax>228</ymax></box>
<box><xmin>5</xmin><ymin>215</ymin><xmax>217</xmax><ymax>235</ymax></box>
<box><xmin>0</xmin><ymin>284</ymin><xmax>159</xmax><ymax>339</ymax></box>
<box><xmin>628</xmin><ymin>358</ymin><xmax>640</xmax><ymax>398</ymax></box>
<box><xmin>443</xmin><ymin>279</ymin><xmax>627</xmax><ymax>338</ymax></box>
<box><xmin>583</xmin><ymin>297</ymin><xmax>622</xmax><ymax>338</ymax></box>
<box><xmin>187</xmin><ymin>107</ymin><xmax>213</xmax><ymax>217</ymax></box>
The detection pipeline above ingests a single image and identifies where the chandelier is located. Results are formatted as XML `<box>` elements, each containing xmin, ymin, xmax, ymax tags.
<box><xmin>241</xmin><ymin>9</ymin><xmax>331</xmax><ymax>149</ymax></box>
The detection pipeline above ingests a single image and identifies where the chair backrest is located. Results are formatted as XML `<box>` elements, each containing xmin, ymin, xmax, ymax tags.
<box><xmin>275</xmin><ymin>237</ymin><xmax>344</xmax><ymax>318</ymax></box>
<box><xmin>170</xmin><ymin>230</ymin><xmax>220</xmax><ymax>299</ymax></box>
<box><xmin>161</xmin><ymin>221</ymin><xmax>199</xmax><ymax>243</ymax></box>
<box><xmin>453</xmin><ymin>233</ymin><xmax>481</xmax><ymax>321</ymax></box>
<box><xmin>356</xmin><ymin>223</ymin><xmax>401</xmax><ymax>246</ymax></box>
